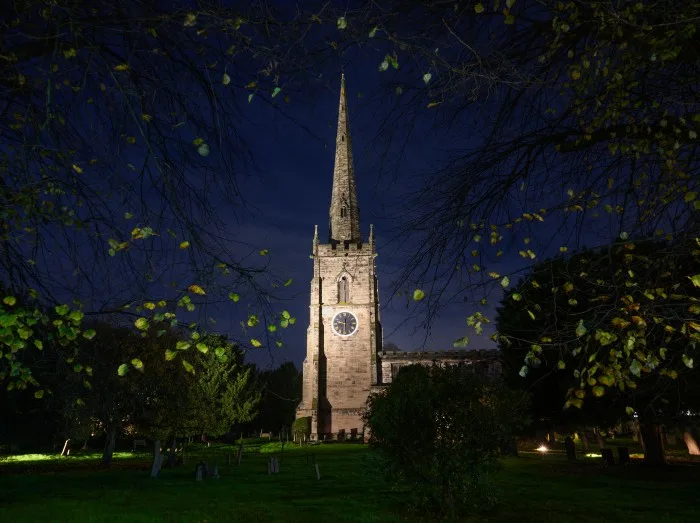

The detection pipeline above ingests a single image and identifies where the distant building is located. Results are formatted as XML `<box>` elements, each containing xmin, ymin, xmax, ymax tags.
<box><xmin>295</xmin><ymin>75</ymin><xmax>500</xmax><ymax>441</ymax></box>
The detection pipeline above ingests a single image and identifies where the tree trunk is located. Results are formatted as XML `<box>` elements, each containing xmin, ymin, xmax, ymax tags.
<box><xmin>168</xmin><ymin>437</ymin><xmax>177</xmax><ymax>468</ymax></box>
<box><xmin>639</xmin><ymin>422</ymin><xmax>667</xmax><ymax>466</ymax></box>
<box><xmin>683</xmin><ymin>429</ymin><xmax>700</xmax><ymax>456</ymax></box>
<box><xmin>580</xmin><ymin>431</ymin><xmax>590</xmax><ymax>452</ymax></box>
<box><xmin>593</xmin><ymin>428</ymin><xmax>606</xmax><ymax>449</ymax></box>
<box><xmin>151</xmin><ymin>439</ymin><xmax>163</xmax><ymax>477</ymax></box>
<box><xmin>102</xmin><ymin>427</ymin><xmax>117</xmax><ymax>466</ymax></box>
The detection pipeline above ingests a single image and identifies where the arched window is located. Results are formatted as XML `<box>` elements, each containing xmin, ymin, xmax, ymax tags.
<box><xmin>338</xmin><ymin>276</ymin><xmax>349</xmax><ymax>303</ymax></box>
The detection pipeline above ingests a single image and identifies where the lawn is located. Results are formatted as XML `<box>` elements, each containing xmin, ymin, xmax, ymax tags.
<box><xmin>1</xmin><ymin>441</ymin><xmax>699</xmax><ymax>522</ymax></box>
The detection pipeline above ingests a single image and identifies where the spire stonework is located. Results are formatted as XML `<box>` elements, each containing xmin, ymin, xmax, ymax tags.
<box><xmin>328</xmin><ymin>74</ymin><xmax>361</xmax><ymax>243</ymax></box>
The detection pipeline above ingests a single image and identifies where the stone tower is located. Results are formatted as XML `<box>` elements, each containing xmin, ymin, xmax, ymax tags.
<box><xmin>296</xmin><ymin>74</ymin><xmax>382</xmax><ymax>440</ymax></box>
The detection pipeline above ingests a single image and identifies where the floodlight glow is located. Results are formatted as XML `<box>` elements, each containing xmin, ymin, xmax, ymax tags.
<box><xmin>536</xmin><ymin>445</ymin><xmax>548</xmax><ymax>453</ymax></box>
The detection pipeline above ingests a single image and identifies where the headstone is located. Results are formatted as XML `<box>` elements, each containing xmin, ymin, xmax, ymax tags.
<box><xmin>267</xmin><ymin>458</ymin><xmax>272</xmax><ymax>475</ymax></box>
<box><xmin>195</xmin><ymin>464</ymin><xmax>203</xmax><ymax>481</ymax></box>
<box><xmin>227</xmin><ymin>453</ymin><xmax>231</xmax><ymax>465</ymax></box>
<box><xmin>601</xmin><ymin>448</ymin><xmax>615</xmax><ymax>467</ymax></box>
<box><xmin>315</xmin><ymin>463</ymin><xmax>321</xmax><ymax>480</ymax></box>
<box><xmin>564</xmin><ymin>436</ymin><xmax>577</xmax><ymax>461</ymax></box>
<box><xmin>213</xmin><ymin>461</ymin><xmax>220</xmax><ymax>479</ymax></box>
<box><xmin>617</xmin><ymin>446</ymin><xmax>630</xmax><ymax>465</ymax></box>
<box><xmin>237</xmin><ymin>445</ymin><xmax>243</xmax><ymax>465</ymax></box>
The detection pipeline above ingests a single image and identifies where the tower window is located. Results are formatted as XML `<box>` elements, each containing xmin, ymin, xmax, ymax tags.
<box><xmin>340</xmin><ymin>206</ymin><xmax>347</xmax><ymax>218</ymax></box>
<box><xmin>338</xmin><ymin>276</ymin><xmax>349</xmax><ymax>303</ymax></box>
<box><xmin>341</xmin><ymin>135</ymin><xmax>345</xmax><ymax>142</ymax></box>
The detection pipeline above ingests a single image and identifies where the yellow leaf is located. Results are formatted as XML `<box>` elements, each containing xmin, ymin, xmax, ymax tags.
<box><xmin>250</xmin><ymin>338</ymin><xmax>262</xmax><ymax>348</ymax></box>
<box><xmin>188</xmin><ymin>284</ymin><xmax>206</xmax><ymax>295</ymax></box>
<box><xmin>180</xmin><ymin>241</ymin><xmax>190</xmax><ymax>249</ymax></box>
<box><xmin>114</xmin><ymin>64</ymin><xmax>129</xmax><ymax>71</ymax></box>
<box><xmin>474</xmin><ymin>3</ymin><xmax>484</xmax><ymax>13</ymax></box>
<box><xmin>72</xmin><ymin>164</ymin><xmax>83</xmax><ymax>174</ymax></box>
<box><xmin>684</xmin><ymin>192</ymin><xmax>697</xmax><ymax>202</ymax></box>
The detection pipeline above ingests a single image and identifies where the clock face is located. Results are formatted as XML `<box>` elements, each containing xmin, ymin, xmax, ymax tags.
<box><xmin>332</xmin><ymin>311</ymin><xmax>358</xmax><ymax>336</ymax></box>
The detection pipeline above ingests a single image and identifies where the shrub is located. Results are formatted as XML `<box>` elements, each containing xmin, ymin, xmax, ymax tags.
<box><xmin>364</xmin><ymin>364</ymin><xmax>529</xmax><ymax>518</ymax></box>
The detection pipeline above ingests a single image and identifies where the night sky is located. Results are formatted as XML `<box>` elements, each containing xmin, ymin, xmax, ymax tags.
<box><xmin>229</xmin><ymin>62</ymin><xmax>502</xmax><ymax>370</ymax></box>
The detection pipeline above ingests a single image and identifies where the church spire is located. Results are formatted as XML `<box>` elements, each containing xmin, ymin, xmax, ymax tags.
<box><xmin>329</xmin><ymin>73</ymin><xmax>361</xmax><ymax>243</ymax></box>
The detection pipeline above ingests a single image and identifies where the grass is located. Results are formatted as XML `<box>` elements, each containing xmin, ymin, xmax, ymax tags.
<box><xmin>1</xmin><ymin>442</ymin><xmax>699</xmax><ymax>522</ymax></box>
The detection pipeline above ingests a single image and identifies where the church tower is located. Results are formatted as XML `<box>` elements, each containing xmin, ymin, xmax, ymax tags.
<box><xmin>297</xmin><ymin>75</ymin><xmax>382</xmax><ymax>439</ymax></box>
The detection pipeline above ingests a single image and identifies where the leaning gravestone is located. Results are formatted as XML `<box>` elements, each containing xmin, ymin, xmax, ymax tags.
<box><xmin>617</xmin><ymin>446</ymin><xmax>630</xmax><ymax>465</ymax></box>
<box><xmin>601</xmin><ymin>448</ymin><xmax>615</xmax><ymax>467</ymax></box>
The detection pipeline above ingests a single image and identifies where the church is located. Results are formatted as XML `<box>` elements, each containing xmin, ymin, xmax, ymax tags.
<box><xmin>296</xmin><ymin>75</ymin><xmax>500</xmax><ymax>440</ymax></box>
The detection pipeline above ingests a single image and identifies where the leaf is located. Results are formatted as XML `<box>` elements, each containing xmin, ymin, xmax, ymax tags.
<box><xmin>575</xmin><ymin>320</ymin><xmax>587</xmax><ymax>337</ymax></box>
<box><xmin>684</xmin><ymin>192</ymin><xmax>697</xmax><ymax>202</ymax></box>
<box><xmin>72</xmin><ymin>164</ymin><xmax>83</xmax><ymax>174</ymax></box>
<box><xmin>378</xmin><ymin>59</ymin><xmax>389</xmax><ymax>72</ymax></box>
<box><xmin>55</xmin><ymin>304</ymin><xmax>69</xmax><ymax>316</ymax></box>
<box><xmin>131</xmin><ymin>358</ymin><xmax>144</xmax><ymax>371</ymax></box>
<box><xmin>368</xmin><ymin>26</ymin><xmax>378</xmax><ymax>38</ymax></box>
<box><xmin>272</xmin><ymin>87</ymin><xmax>281</xmax><ymax>98</ymax></box>
<box><xmin>268</xmin><ymin>324</ymin><xmax>277</xmax><ymax>333</ymax></box>
<box><xmin>124</xmin><ymin>212</ymin><xmax>133</xmax><ymax>219</ymax></box>
<box><xmin>248</xmin><ymin>93</ymin><xmax>254</xmax><ymax>103</ymax></box>
<box><xmin>182</xmin><ymin>359</ymin><xmax>195</xmax><ymax>374</ymax></box>
<box><xmin>557</xmin><ymin>360</ymin><xmax>566</xmax><ymax>370</ymax></box>
<box><xmin>3</xmin><ymin>296</ymin><xmax>16</xmax><ymax>306</ymax></box>
<box><xmin>453</xmin><ymin>336</ymin><xmax>470</xmax><ymax>348</ymax></box>
<box><xmin>413</xmin><ymin>289</ymin><xmax>425</xmax><ymax>301</ymax></box>
<box><xmin>688</xmin><ymin>274</ymin><xmax>700</xmax><ymax>288</ymax></box>
<box><xmin>34</xmin><ymin>339</ymin><xmax>43</xmax><ymax>350</ymax></box>
<box><xmin>247</xmin><ymin>315</ymin><xmax>259</xmax><ymax>327</ymax></box>
<box><xmin>504</xmin><ymin>14</ymin><xmax>515</xmax><ymax>24</ymax></box>
<box><xmin>282</xmin><ymin>310</ymin><xmax>291</xmax><ymax>319</ymax></box>
<box><xmin>34</xmin><ymin>390</ymin><xmax>44</xmax><ymax>399</ymax></box>
<box><xmin>337</xmin><ymin>16</ymin><xmax>347</xmax><ymax>30</ymax></box>
<box><xmin>117</xmin><ymin>364</ymin><xmax>129</xmax><ymax>376</ymax></box>
<box><xmin>196</xmin><ymin>342</ymin><xmax>209</xmax><ymax>354</ymax></box>
<box><xmin>423</xmin><ymin>73</ymin><xmax>432</xmax><ymax>84</ymax></box>
<box><xmin>682</xmin><ymin>354</ymin><xmax>694</xmax><ymax>369</ymax></box>
<box><xmin>619</xmin><ymin>231</ymin><xmax>629</xmax><ymax>240</ymax></box>
<box><xmin>197</xmin><ymin>144</ymin><xmax>210</xmax><ymax>157</ymax></box>
<box><xmin>259</xmin><ymin>249</ymin><xmax>269</xmax><ymax>256</ymax></box>
<box><xmin>518</xmin><ymin>366</ymin><xmax>528</xmax><ymax>378</ymax></box>
<box><xmin>625</xmin><ymin>406</ymin><xmax>635</xmax><ymax>416</ymax></box>
<box><xmin>506</xmin><ymin>0</ymin><xmax>516</xmax><ymax>7</ymax></box>
<box><xmin>82</xmin><ymin>329</ymin><xmax>96</xmax><ymax>340</ymax></box>
<box><xmin>511</xmin><ymin>293</ymin><xmax>522</xmax><ymax>301</ymax></box>
<box><xmin>500</xmin><ymin>276</ymin><xmax>510</xmax><ymax>288</ymax></box>
<box><xmin>527</xmin><ymin>309</ymin><xmax>536</xmax><ymax>320</ymax></box>
<box><xmin>427</xmin><ymin>102</ymin><xmax>441</xmax><ymax>109</ymax></box>
<box><xmin>114</xmin><ymin>64</ymin><xmax>129</xmax><ymax>71</ymax></box>
<box><xmin>188</xmin><ymin>284</ymin><xmax>206</xmax><ymax>295</ymax></box>
<box><xmin>284</xmin><ymin>278</ymin><xmax>293</xmax><ymax>287</ymax></box>
<box><xmin>228</xmin><ymin>292</ymin><xmax>240</xmax><ymax>302</ymax></box>
<box><xmin>592</xmin><ymin>386</ymin><xmax>605</xmax><ymax>398</ymax></box>
<box><xmin>251</xmin><ymin>338</ymin><xmax>262</xmax><ymax>348</ymax></box>
<box><xmin>629</xmin><ymin>360</ymin><xmax>642</xmax><ymax>377</ymax></box>
<box><xmin>134</xmin><ymin>317</ymin><xmax>149</xmax><ymax>331</ymax></box>
<box><xmin>165</xmin><ymin>349</ymin><xmax>178</xmax><ymax>361</ymax></box>
<box><xmin>222</xmin><ymin>73</ymin><xmax>231</xmax><ymax>85</ymax></box>
<box><xmin>474</xmin><ymin>3</ymin><xmax>484</xmax><ymax>13</ymax></box>
<box><xmin>180</xmin><ymin>241</ymin><xmax>190</xmax><ymax>249</ymax></box>
<box><xmin>176</xmin><ymin>341</ymin><xmax>190</xmax><ymax>350</ymax></box>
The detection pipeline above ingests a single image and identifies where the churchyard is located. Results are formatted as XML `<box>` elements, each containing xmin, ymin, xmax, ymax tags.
<box><xmin>1</xmin><ymin>439</ymin><xmax>699</xmax><ymax>523</ymax></box>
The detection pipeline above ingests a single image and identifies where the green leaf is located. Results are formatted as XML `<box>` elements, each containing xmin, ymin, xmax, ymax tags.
<box><xmin>282</xmin><ymin>310</ymin><xmax>291</xmax><ymax>319</ymax></box>
<box><xmin>501</xmin><ymin>276</ymin><xmax>510</xmax><ymax>288</ymax></box>
<box><xmin>625</xmin><ymin>406</ymin><xmax>635</xmax><ymax>416</ymax></box>
<box><xmin>423</xmin><ymin>73</ymin><xmax>432</xmax><ymax>84</ymax></box>
<box><xmin>176</xmin><ymin>341</ymin><xmax>190</xmax><ymax>350</ymax></box>
<box><xmin>247</xmin><ymin>315</ymin><xmax>259</xmax><ymax>327</ymax></box>
<box><xmin>689</xmin><ymin>274</ymin><xmax>700</xmax><ymax>288</ymax></box>
<box><xmin>248</xmin><ymin>93</ymin><xmax>254</xmax><ymax>103</ymax></box>
<box><xmin>284</xmin><ymin>278</ymin><xmax>293</xmax><ymax>287</ymax></box>
<box><xmin>592</xmin><ymin>386</ymin><xmax>605</xmax><ymax>398</ymax></box>
<box><xmin>117</xmin><ymin>364</ymin><xmax>129</xmax><ymax>376</ymax></box>
<box><xmin>474</xmin><ymin>3</ymin><xmax>484</xmax><ymax>13</ymax></box>
<box><xmin>196</xmin><ymin>342</ymin><xmax>209</xmax><ymax>354</ymax></box>
<box><xmin>268</xmin><ymin>324</ymin><xmax>277</xmax><ymax>333</ymax></box>
<box><xmin>34</xmin><ymin>339</ymin><xmax>43</xmax><ymax>350</ymax></box>
<box><xmin>182</xmin><ymin>359</ymin><xmax>195</xmax><ymax>374</ymax></box>
<box><xmin>575</xmin><ymin>320</ymin><xmax>587</xmax><ymax>337</ymax></box>
<box><xmin>368</xmin><ymin>26</ymin><xmax>378</xmax><ymax>38</ymax></box>
<box><xmin>511</xmin><ymin>293</ymin><xmax>522</xmax><ymax>301</ymax></box>
<box><xmin>413</xmin><ymin>289</ymin><xmax>425</xmax><ymax>301</ymax></box>
<box><xmin>197</xmin><ymin>143</ymin><xmax>210</xmax><ymax>157</ymax></box>
<box><xmin>453</xmin><ymin>336</ymin><xmax>470</xmax><ymax>348</ymax></box>
<box><xmin>684</xmin><ymin>192</ymin><xmax>697</xmax><ymax>202</ymax></box>
<box><xmin>68</xmin><ymin>310</ymin><xmax>84</xmax><ymax>323</ymax></box>
<box><xmin>557</xmin><ymin>360</ymin><xmax>566</xmax><ymax>370</ymax></box>
<box><xmin>518</xmin><ymin>366</ymin><xmax>528</xmax><ymax>377</ymax></box>
<box><xmin>336</xmin><ymin>16</ymin><xmax>347</xmax><ymax>30</ymax></box>
<box><xmin>272</xmin><ymin>87</ymin><xmax>281</xmax><ymax>98</ymax></box>
<box><xmin>228</xmin><ymin>292</ymin><xmax>240</xmax><ymax>302</ymax></box>
<box><xmin>251</xmin><ymin>338</ymin><xmax>262</xmax><ymax>348</ymax></box>
<box><xmin>82</xmin><ymin>329</ymin><xmax>96</xmax><ymax>340</ymax></box>
<box><xmin>504</xmin><ymin>14</ymin><xmax>515</xmax><ymax>24</ymax></box>
<box><xmin>55</xmin><ymin>304</ymin><xmax>69</xmax><ymax>316</ymax></box>
<box><xmin>378</xmin><ymin>59</ymin><xmax>389</xmax><ymax>72</ymax></box>
<box><xmin>214</xmin><ymin>346</ymin><xmax>225</xmax><ymax>358</ymax></box>
<box><xmin>222</xmin><ymin>73</ymin><xmax>231</xmax><ymax>85</ymax></box>
<box><xmin>506</xmin><ymin>0</ymin><xmax>516</xmax><ymax>7</ymax></box>
<box><xmin>3</xmin><ymin>296</ymin><xmax>16</xmax><ymax>306</ymax></box>
<box><xmin>629</xmin><ymin>360</ymin><xmax>642</xmax><ymax>377</ymax></box>
<box><xmin>131</xmin><ymin>358</ymin><xmax>144</xmax><ymax>371</ymax></box>
<box><xmin>527</xmin><ymin>310</ymin><xmax>535</xmax><ymax>320</ymax></box>
<box><xmin>682</xmin><ymin>354</ymin><xmax>694</xmax><ymax>369</ymax></box>
<box><xmin>134</xmin><ymin>317</ymin><xmax>149</xmax><ymax>331</ymax></box>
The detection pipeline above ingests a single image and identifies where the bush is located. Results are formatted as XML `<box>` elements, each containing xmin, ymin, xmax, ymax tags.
<box><xmin>292</xmin><ymin>416</ymin><xmax>311</xmax><ymax>442</ymax></box>
<box><xmin>364</xmin><ymin>364</ymin><xmax>529</xmax><ymax>518</ymax></box>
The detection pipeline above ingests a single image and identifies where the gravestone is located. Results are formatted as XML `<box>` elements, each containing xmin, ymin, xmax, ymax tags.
<box><xmin>213</xmin><ymin>461</ymin><xmax>220</xmax><ymax>479</ymax></box>
<box><xmin>617</xmin><ymin>446</ymin><xmax>630</xmax><ymax>465</ymax></box>
<box><xmin>195</xmin><ymin>463</ymin><xmax>203</xmax><ymax>481</ymax></box>
<box><xmin>601</xmin><ymin>448</ymin><xmax>615</xmax><ymax>467</ymax></box>
<box><xmin>564</xmin><ymin>436</ymin><xmax>577</xmax><ymax>461</ymax></box>
<box><xmin>315</xmin><ymin>463</ymin><xmax>321</xmax><ymax>480</ymax></box>
<box><xmin>236</xmin><ymin>444</ymin><xmax>244</xmax><ymax>465</ymax></box>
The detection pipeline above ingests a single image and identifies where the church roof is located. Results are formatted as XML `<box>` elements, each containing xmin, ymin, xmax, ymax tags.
<box><xmin>328</xmin><ymin>74</ymin><xmax>361</xmax><ymax>243</ymax></box>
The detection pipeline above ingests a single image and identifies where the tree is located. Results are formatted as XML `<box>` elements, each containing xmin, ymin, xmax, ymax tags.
<box><xmin>497</xmin><ymin>240</ymin><xmax>700</xmax><ymax>465</ymax></box>
<box><xmin>253</xmin><ymin>362</ymin><xmax>301</xmax><ymax>434</ymax></box>
<box><xmin>364</xmin><ymin>364</ymin><xmax>528</xmax><ymax>518</ymax></box>
<box><xmin>1</xmin><ymin>0</ymin><xmax>318</xmax><ymax>392</ymax></box>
